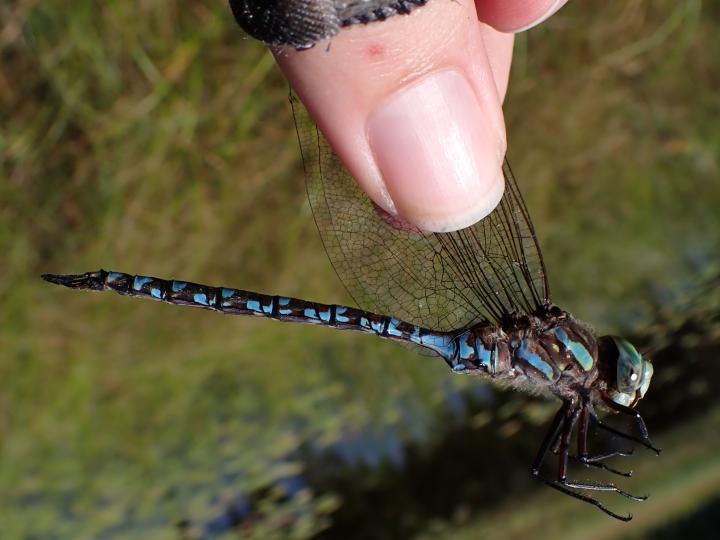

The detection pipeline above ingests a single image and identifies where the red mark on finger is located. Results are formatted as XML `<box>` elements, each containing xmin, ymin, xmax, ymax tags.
<box><xmin>365</xmin><ymin>43</ymin><xmax>385</xmax><ymax>60</ymax></box>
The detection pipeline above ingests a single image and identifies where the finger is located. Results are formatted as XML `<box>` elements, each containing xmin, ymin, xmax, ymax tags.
<box><xmin>476</xmin><ymin>0</ymin><xmax>570</xmax><ymax>33</ymax></box>
<box><xmin>479</xmin><ymin>23</ymin><xmax>514</xmax><ymax>102</ymax></box>
<box><xmin>275</xmin><ymin>1</ymin><xmax>507</xmax><ymax>233</ymax></box>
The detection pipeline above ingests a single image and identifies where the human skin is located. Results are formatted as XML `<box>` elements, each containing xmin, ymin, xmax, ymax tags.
<box><xmin>273</xmin><ymin>0</ymin><xmax>569</xmax><ymax>233</ymax></box>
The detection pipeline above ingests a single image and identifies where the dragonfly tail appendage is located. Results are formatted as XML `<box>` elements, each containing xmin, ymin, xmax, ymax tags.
<box><xmin>42</xmin><ymin>270</ymin><xmax>108</xmax><ymax>291</ymax></box>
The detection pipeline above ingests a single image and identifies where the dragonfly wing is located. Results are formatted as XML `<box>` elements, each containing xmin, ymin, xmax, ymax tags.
<box><xmin>291</xmin><ymin>94</ymin><xmax>549</xmax><ymax>331</ymax></box>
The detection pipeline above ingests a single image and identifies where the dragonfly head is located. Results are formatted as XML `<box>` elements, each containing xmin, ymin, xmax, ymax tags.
<box><xmin>597</xmin><ymin>336</ymin><xmax>653</xmax><ymax>408</ymax></box>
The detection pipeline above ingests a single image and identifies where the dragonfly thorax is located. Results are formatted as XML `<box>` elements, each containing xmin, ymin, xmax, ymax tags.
<box><xmin>449</xmin><ymin>310</ymin><xmax>604</xmax><ymax>400</ymax></box>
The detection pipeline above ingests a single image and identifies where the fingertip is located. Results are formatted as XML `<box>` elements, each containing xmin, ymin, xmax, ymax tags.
<box><xmin>368</xmin><ymin>71</ymin><xmax>506</xmax><ymax>233</ymax></box>
<box><xmin>476</xmin><ymin>0</ymin><xmax>569</xmax><ymax>33</ymax></box>
<box><xmin>276</xmin><ymin>0</ymin><xmax>509</xmax><ymax>233</ymax></box>
<box><xmin>479</xmin><ymin>23</ymin><xmax>514</xmax><ymax>102</ymax></box>
<box><xmin>422</xmin><ymin>172</ymin><xmax>506</xmax><ymax>233</ymax></box>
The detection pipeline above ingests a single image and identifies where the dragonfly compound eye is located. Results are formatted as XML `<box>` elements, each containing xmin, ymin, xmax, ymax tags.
<box><xmin>605</xmin><ymin>336</ymin><xmax>653</xmax><ymax>406</ymax></box>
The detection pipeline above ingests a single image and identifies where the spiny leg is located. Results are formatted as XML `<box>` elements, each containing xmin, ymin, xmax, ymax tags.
<box><xmin>550</xmin><ymin>402</ymin><xmax>577</xmax><ymax>455</ymax></box>
<box><xmin>531</xmin><ymin>401</ymin><xmax>567</xmax><ymax>477</ymax></box>
<box><xmin>555</xmin><ymin>400</ymin><xmax>581</xmax><ymax>481</ymax></box>
<box><xmin>571</xmin><ymin>451</ymin><xmax>635</xmax><ymax>478</ymax></box>
<box><xmin>531</xmin><ymin>401</ymin><xmax>637</xmax><ymax>521</ymax></box>
<box><xmin>558</xmin><ymin>402</ymin><xmax>645</xmax><ymax>501</ymax></box>
<box><xmin>556</xmin><ymin>403</ymin><xmax>640</xmax><ymax>497</ymax></box>
<box><xmin>592</xmin><ymin>418</ymin><xmax>658</xmax><ymax>455</ymax></box>
<box><xmin>556</xmin><ymin>403</ymin><xmax>632</xmax><ymax>476</ymax></box>
<box><xmin>560</xmin><ymin>473</ymin><xmax>647</xmax><ymax>502</ymax></box>
<box><xmin>577</xmin><ymin>402</ymin><xmax>590</xmax><ymax>456</ymax></box>
<box><xmin>571</xmin><ymin>403</ymin><xmax>634</xmax><ymax>478</ymax></box>
<box><xmin>534</xmin><ymin>476</ymin><xmax>635</xmax><ymax>522</ymax></box>
<box><xmin>595</xmin><ymin>395</ymin><xmax>660</xmax><ymax>455</ymax></box>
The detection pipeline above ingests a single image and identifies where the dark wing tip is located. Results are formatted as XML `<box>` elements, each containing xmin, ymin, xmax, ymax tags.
<box><xmin>41</xmin><ymin>270</ymin><xmax>107</xmax><ymax>290</ymax></box>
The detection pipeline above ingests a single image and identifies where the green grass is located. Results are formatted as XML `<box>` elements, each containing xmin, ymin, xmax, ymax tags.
<box><xmin>1</xmin><ymin>0</ymin><xmax>719</xmax><ymax>538</ymax></box>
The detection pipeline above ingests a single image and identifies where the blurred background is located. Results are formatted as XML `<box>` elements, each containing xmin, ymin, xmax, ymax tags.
<box><xmin>1</xmin><ymin>1</ymin><xmax>719</xmax><ymax>538</ymax></box>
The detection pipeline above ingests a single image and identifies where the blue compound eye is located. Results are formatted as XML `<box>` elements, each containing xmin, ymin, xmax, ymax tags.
<box><xmin>612</xmin><ymin>337</ymin><xmax>644</xmax><ymax>394</ymax></box>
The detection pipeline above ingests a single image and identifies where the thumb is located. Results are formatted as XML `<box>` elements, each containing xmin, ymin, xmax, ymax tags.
<box><xmin>275</xmin><ymin>1</ymin><xmax>511</xmax><ymax>233</ymax></box>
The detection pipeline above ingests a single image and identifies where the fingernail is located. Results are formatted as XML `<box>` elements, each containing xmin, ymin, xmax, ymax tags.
<box><xmin>367</xmin><ymin>70</ymin><xmax>505</xmax><ymax>233</ymax></box>
<box><xmin>514</xmin><ymin>0</ymin><xmax>568</xmax><ymax>33</ymax></box>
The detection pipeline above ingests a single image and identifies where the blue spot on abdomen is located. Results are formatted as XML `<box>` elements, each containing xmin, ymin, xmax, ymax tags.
<box><xmin>386</xmin><ymin>318</ymin><xmax>403</xmax><ymax>337</ymax></box>
<box><xmin>474</xmin><ymin>338</ymin><xmax>493</xmax><ymax>371</ymax></box>
<box><xmin>420</xmin><ymin>333</ymin><xmax>457</xmax><ymax>360</ymax></box>
<box><xmin>171</xmin><ymin>281</ymin><xmax>187</xmax><ymax>292</ymax></box>
<box><xmin>221</xmin><ymin>288</ymin><xmax>235</xmax><ymax>299</ymax></box>
<box><xmin>133</xmin><ymin>276</ymin><xmax>153</xmax><ymax>290</ymax></box>
<box><xmin>335</xmin><ymin>306</ymin><xmax>349</xmax><ymax>323</ymax></box>
<box><xmin>107</xmin><ymin>272</ymin><xmax>124</xmax><ymax>283</ymax></box>
<box><xmin>303</xmin><ymin>307</ymin><xmax>320</xmax><ymax>322</ymax></box>
<box><xmin>193</xmin><ymin>293</ymin><xmax>208</xmax><ymax>306</ymax></box>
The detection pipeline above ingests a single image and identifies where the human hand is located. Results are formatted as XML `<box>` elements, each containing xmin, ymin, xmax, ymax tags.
<box><xmin>232</xmin><ymin>1</ymin><xmax>568</xmax><ymax>232</ymax></box>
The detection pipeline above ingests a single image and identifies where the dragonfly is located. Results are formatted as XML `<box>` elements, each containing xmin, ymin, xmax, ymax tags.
<box><xmin>43</xmin><ymin>94</ymin><xmax>659</xmax><ymax>521</ymax></box>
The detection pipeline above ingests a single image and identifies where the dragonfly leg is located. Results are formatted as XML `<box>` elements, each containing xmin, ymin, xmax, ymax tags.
<box><xmin>532</xmin><ymin>400</ymin><xmax>639</xmax><ymax>521</ymax></box>
<box><xmin>549</xmin><ymin>399</ymin><xmax>581</xmax><ymax>455</ymax></box>
<box><xmin>577</xmin><ymin>401</ymin><xmax>590</xmax><ymax>456</ymax></box>
<box><xmin>532</xmin><ymin>477</ymin><xmax>635</xmax><ymax>521</ymax></box>
<box><xmin>555</xmin><ymin>401</ymin><xmax>582</xmax><ymax>482</ymax></box>
<box><xmin>594</xmin><ymin>395</ymin><xmax>661</xmax><ymax>455</ymax></box>
<box><xmin>559</xmin><ymin>402</ymin><xmax>645</xmax><ymax>499</ymax></box>
<box><xmin>570</xmin><ymin>403</ymin><xmax>634</xmax><ymax>478</ymax></box>
<box><xmin>571</xmin><ymin>451</ymin><xmax>634</xmax><ymax>478</ymax></box>
<box><xmin>560</xmin><ymin>478</ymin><xmax>647</xmax><ymax>501</ymax></box>
<box><xmin>531</xmin><ymin>401</ymin><xmax>568</xmax><ymax>478</ymax></box>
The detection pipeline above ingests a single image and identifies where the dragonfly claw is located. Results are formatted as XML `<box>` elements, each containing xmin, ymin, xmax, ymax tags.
<box><xmin>534</xmin><ymin>475</ymin><xmax>636</xmax><ymax>522</ymax></box>
<box><xmin>561</xmin><ymin>478</ymin><xmax>647</xmax><ymax>501</ymax></box>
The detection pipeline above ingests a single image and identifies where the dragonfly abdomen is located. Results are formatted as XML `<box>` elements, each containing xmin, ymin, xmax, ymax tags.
<box><xmin>42</xmin><ymin>270</ymin><xmax>458</xmax><ymax>357</ymax></box>
<box><xmin>448</xmin><ymin>326</ymin><xmax>509</xmax><ymax>377</ymax></box>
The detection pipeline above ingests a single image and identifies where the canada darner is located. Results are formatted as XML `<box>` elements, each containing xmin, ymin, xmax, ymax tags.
<box><xmin>43</xmin><ymin>95</ymin><xmax>658</xmax><ymax>521</ymax></box>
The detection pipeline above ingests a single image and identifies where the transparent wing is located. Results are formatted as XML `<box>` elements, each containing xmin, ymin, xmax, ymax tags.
<box><xmin>291</xmin><ymin>95</ymin><xmax>550</xmax><ymax>331</ymax></box>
